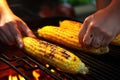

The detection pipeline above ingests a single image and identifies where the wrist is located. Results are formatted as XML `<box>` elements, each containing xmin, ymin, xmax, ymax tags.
<box><xmin>0</xmin><ymin>0</ymin><xmax>13</xmax><ymax>15</ymax></box>
<box><xmin>105</xmin><ymin>0</ymin><xmax>120</xmax><ymax>14</ymax></box>
<box><xmin>96</xmin><ymin>0</ymin><xmax>111</xmax><ymax>10</ymax></box>
<box><xmin>0</xmin><ymin>6</ymin><xmax>4</xmax><ymax>18</ymax></box>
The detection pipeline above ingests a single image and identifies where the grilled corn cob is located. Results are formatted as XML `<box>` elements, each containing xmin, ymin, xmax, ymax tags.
<box><xmin>37</xmin><ymin>26</ymin><xmax>109</xmax><ymax>54</ymax></box>
<box><xmin>23</xmin><ymin>37</ymin><xmax>88</xmax><ymax>74</ymax></box>
<box><xmin>60</xmin><ymin>20</ymin><xmax>120</xmax><ymax>46</ymax></box>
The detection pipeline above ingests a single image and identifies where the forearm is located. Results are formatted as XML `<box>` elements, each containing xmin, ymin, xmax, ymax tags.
<box><xmin>104</xmin><ymin>0</ymin><xmax>120</xmax><ymax>15</ymax></box>
<box><xmin>0</xmin><ymin>0</ymin><xmax>13</xmax><ymax>15</ymax></box>
<box><xmin>96</xmin><ymin>0</ymin><xmax>111</xmax><ymax>10</ymax></box>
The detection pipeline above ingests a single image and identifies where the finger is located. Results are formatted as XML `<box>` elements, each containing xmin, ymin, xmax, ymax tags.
<box><xmin>2</xmin><ymin>25</ymin><xmax>15</xmax><ymax>43</ymax></box>
<box><xmin>82</xmin><ymin>22</ymin><xmax>95</xmax><ymax>47</ymax></box>
<box><xmin>78</xmin><ymin>15</ymin><xmax>93</xmax><ymax>46</ymax></box>
<box><xmin>91</xmin><ymin>37</ymin><xmax>101</xmax><ymax>48</ymax></box>
<box><xmin>83</xmin><ymin>33</ymin><xmax>94</xmax><ymax>47</ymax></box>
<box><xmin>8</xmin><ymin>23</ymin><xmax>23</xmax><ymax>48</ymax></box>
<box><xmin>78</xmin><ymin>20</ymin><xmax>89</xmax><ymax>46</ymax></box>
<box><xmin>0</xmin><ymin>30</ymin><xmax>10</xmax><ymax>45</ymax></box>
<box><xmin>15</xmin><ymin>33</ymin><xmax>23</xmax><ymax>48</ymax></box>
<box><xmin>26</xmin><ymin>28</ymin><xmax>36</xmax><ymax>38</ymax></box>
<box><xmin>14</xmin><ymin>28</ymin><xmax>23</xmax><ymax>48</ymax></box>
<box><xmin>17</xmin><ymin>21</ymin><xmax>36</xmax><ymax>38</ymax></box>
<box><xmin>101</xmin><ymin>36</ymin><xmax>111</xmax><ymax>47</ymax></box>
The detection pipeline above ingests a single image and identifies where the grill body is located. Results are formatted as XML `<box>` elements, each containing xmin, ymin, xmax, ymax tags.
<box><xmin>0</xmin><ymin>4</ymin><xmax>120</xmax><ymax>80</ymax></box>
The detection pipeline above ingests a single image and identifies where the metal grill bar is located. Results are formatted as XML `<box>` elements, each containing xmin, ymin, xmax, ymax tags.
<box><xmin>0</xmin><ymin>53</ymin><xmax>63</xmax><ymax>80</ymax></box>
<box><xmin>0</xmin><ymin>56</ymin><xmax>30</xmax><ymax>80</ymax></box>
<box><xmin>26</xmin><ymin>55</ymin><xmax>63</xmax><ymax>80</ymax></box>
<box><xmin>75</xmin><ymin>51</ymin><xmax>120</xmax><ymax>80</ymax></box>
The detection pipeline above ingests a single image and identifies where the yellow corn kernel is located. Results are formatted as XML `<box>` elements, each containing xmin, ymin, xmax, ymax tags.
<box><xmin>37</xmin><ymin>26</ymin><xmax>109</xmax><ymax>54</ymax></box>
<box><xmin>23</xmin><ymin>37</ymin><xmax>88</xmax><ymax>74</ymax></box>
<box><xmin>59</xmin><ymin>20</ymin><xmax>82</xmax><ymax>31</ymax></box>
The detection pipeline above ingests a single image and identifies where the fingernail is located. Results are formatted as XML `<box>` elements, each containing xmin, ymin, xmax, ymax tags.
<box><xmin>19</xmin><ymin>44</ymin><xmax>23</xmax><ymax>48</ymax></box>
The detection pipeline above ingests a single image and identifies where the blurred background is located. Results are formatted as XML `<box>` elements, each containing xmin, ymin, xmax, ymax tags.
<box><xmin>7</xmin><ymin>0</ymin><xmax>96</xmax><ymax>22</ymax></box>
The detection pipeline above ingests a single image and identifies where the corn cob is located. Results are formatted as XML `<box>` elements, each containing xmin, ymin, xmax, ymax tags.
<box><xmin>60</xmin><ymin>20</ymin><xmax>120</xmax><ymax>46</ymax></box>
<box><xmin>23</xmin><ymin>37</ymin><xmax>88</xmax><ymax>74</ymax></box>
<box><xmin>59</xmin><ymin>20</ymin><xmax>82</xmax><ymax>31</ymax></box>
<box><xmin>37</xmin><ymin>26</ymin><xmax>109</xmax><ymax>54</ymax></box>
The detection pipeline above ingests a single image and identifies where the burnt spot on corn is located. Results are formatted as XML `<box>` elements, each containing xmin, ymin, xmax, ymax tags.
<box><xmin>39</xmin><ymin>41</ymin><xmax>49</xmax><ymax>47</ymax></box>
<box><xmin>50</xmin><ymin>45</ymin><xmax>56</xmax><ymax>52</ymax></box>
<box><xmin>73</xmin><ymin>57</ymin><xmax>77</xmax><ymax>61</ymax></box>
<box><xmin>44</xmin><ymin>52</ymin><xmax>55</xmax><ymax>59</ymax></box>
<box><xmin>70</xmin><ymin>36</ymin><xmax>73</xmax><ymax>38</ymax></box>
<box><xmin>44</xmin><ymin>43</ymin><xmax>57</xmax><ymax>59</ymax></box>
<box><xmin>61</xmin><ymin>50</ymin><xmax>70</xmax><ymax>59</ymax></box>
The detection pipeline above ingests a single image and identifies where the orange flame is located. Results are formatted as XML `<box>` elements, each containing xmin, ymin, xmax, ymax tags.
<box><xmin>46</xmin><ymin>64</ymin><xmax>55</xmax><ymax>73</ymax></box>
<box><xmin>8</xmin><ymin>74</ymin><xmax>25</xmax><ymax>80</ymax></box>
<box><xmin>8</xmin><ymin>64</ymin><xmax>56</xmax><ymax>80</ymax></box>
<box><xmin>32</xmin><ymin>69</ymin><xmax>40</xmax><ymax>80</ymax></box>
<box><xmin>8</xmin><ymin>69</ymin><xmax>40</xmax><ymax>80</ymax></box>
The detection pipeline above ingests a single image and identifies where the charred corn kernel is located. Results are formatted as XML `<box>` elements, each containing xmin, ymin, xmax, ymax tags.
<box><xmin>23</xmin><ymin>37</ymin><xmax>88</xmax><ymax>74</ymax></box>
<box><xmin>37</xmin><ymin>26</ymin><xmax>109</xmax><ymax>54</ymax></box>
<box><xmin>59</xmin><ymin>20</ymin><xmax>82</xmax><ymax>31</ymax></box>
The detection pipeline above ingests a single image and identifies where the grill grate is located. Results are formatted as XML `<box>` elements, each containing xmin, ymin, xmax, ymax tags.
<box><xmin>0</xmin><ymin>46</ymin><xmax>83</xmax><ymax>80</ymax></box>
<box><xmin>0</xmin><ymin>52</ymin><xmax>63</xmax><ymax>80</ymax></box>
<box><xmin>77</xmin><ymin>52</ymin><xmax>120</xmax><ymax>80</ymax></box>
<box><xmin>75</xmin><ymin>49</ymin><xmax>120</xmax><ymax>80</ymax></box>
<box><xmin>0</xmin><ymin>45</ymin><xmax>120</xmax><ymax>80</ymax></box>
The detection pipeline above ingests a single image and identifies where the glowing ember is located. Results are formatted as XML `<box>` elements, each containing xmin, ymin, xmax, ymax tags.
<box><xmin>8</xmin><ymin>69</ymin><xmax>40</xmax><ymax>80</ymax></box>
<box><xmin>32</xmin><ymin>69</ymin><xmax>40</xmax><ymax>80</ymax></box>
<box><xmin>8</xmin><ymin>64</ymin><xmax>57</xmax><ymax>80</ymax></box>
<box><xmin>50</xmin><ymin>69</ymin><xmax>55</xmax><ymax>73</ymax></box>
<box><xmin>18</xmin><ymin>75</ymin><xmax>25</xmax><ymax>80</ymax></box>
<box><xmin>8</xmin><ymin>74</ymin><xmax>25</xmax><ymax>80</ymax></box>
<box><xmin>45</xmin><ymin>64</ymin><xmax>49</xmax><ymax>68</ymax></box>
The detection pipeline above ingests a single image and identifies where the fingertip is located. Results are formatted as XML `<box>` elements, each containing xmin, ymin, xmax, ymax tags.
<box><xmin>78</xmin><ymin>34</ymin><xmax>84</xmax><ymax>48</ymax></box>
<box><xmin>78</xmin><ymin>32</ymin><xmax>82</xmax><ymax>44</ymax></box>
<box><xmin>82</xmin><ymin>33</ymin><xmax>93</xmax><ymax>47</ymax></box>
<box><xmin>78</xmin><ymin>21</ymin><xmax>90</xmax><ymax>46</ymax></box>
<box><xmin>31</xmin><ymin>34</ymin><xmax>36</xmax><ymax>38</ymax></box>
<box><xmin>26</xmin><ymin>29</ymin><xmax>36</xmax><ymax>38</ymax></box>
<box><xmin>16</xmin><ymin>37</ymin><xmax>24</xmax><ymax>48</ymax></box>
<box><xmin>18</xmin><ymin>40</ymin><xmax>24</xmax><ymax>48</ymax></box>
<box><xmin>19</xmin><ymin>43</ymin><xmax>23</xmax><ymax>48</ymax></box>
<box><xmin>78</xmin><ymin>28</ymin><xmax>84</xmax><ymax>46</ymax></box>
<box><xmin>28</xmin><ymin>33</ymin><xmax>36</xmax><ymax>38</ymax></box>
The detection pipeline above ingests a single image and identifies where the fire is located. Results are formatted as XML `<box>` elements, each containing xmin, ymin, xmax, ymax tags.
<box><xmin>46</xmin><ymin>64</ymin><xmax>55</xmax><ymax>73</ymax></box>
<box><xmin>8</xmin><ymin>74</ymin><xmax>25</xmax><ymax>80</ymax></box>
<box><xmin>32</xmin><ymin>65</ymin><xmax>40</xmax><ymax>80</ymax></box>
<box><xmin>46</xmin><ymin>64</ymin><xmax>50</xmax><ymax>68</ymax></box>
<box><xmin>32</xmin><ymin>69</ymin><xmax>40</xmax><ymax>80</ymax></box>
<box><xmin>50</xmin><ymin>69</ymin><xmax>55</xmax><ymax>73</ymax></box>
<box><xmin>8</xmin><ymin>64</ymin><xmax>55</xmax><ymax>80</ymax></box>
<box><xmin>8</xmin><ymin>70</ymin><xmax>40</xmax><ymax>80</ymax></box>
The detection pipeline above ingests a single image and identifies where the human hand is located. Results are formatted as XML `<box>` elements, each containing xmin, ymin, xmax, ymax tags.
<box><xmin>78</xmin><ymin>6</ymin><xmax>120</xmax><ymax>48</ymax></box>
<box><xmin>0</xmin><ymin>12</ymin><xmax>36</xmax><ymax>48</ymax></box>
